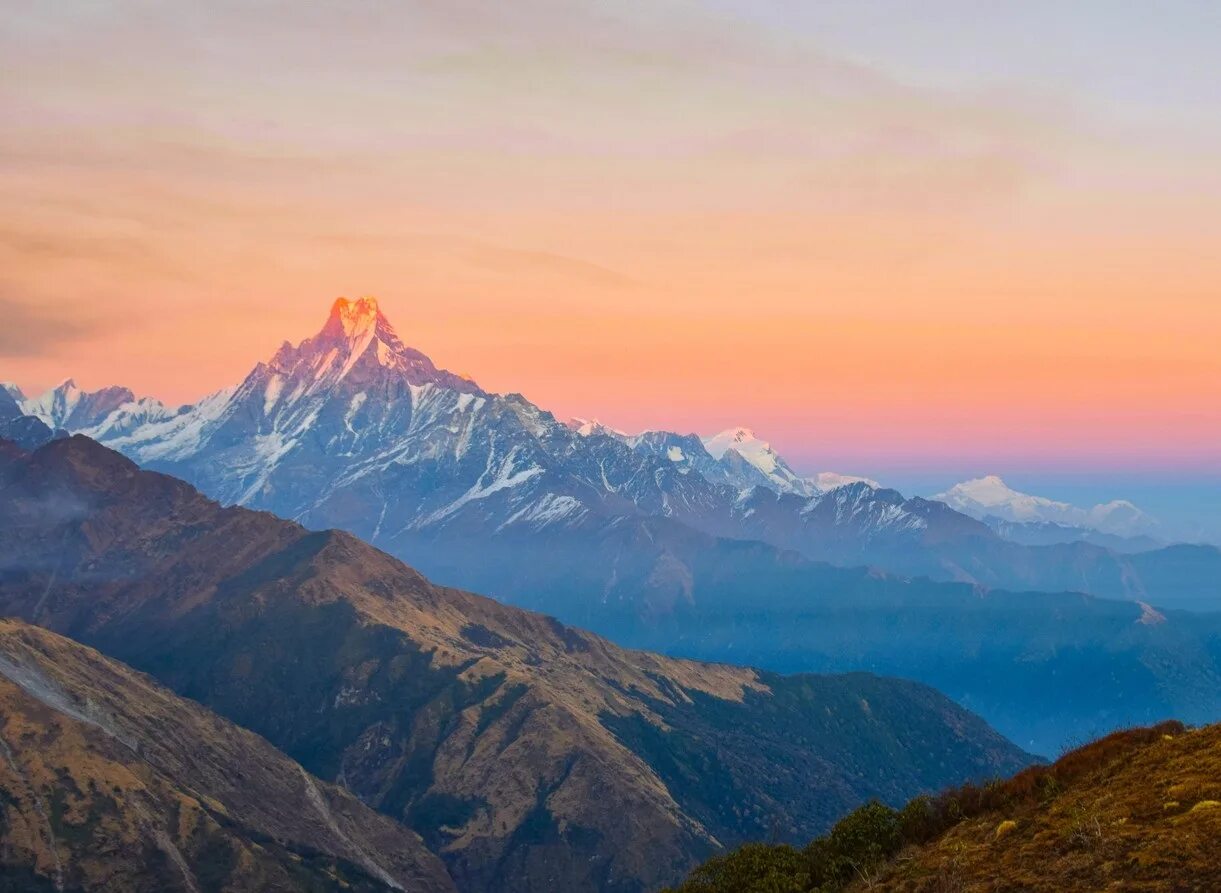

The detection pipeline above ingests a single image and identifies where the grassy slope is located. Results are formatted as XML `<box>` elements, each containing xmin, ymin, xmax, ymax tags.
<box><xmin>0</xmin><ymin>619</ymin><xmax>455</xmax><ymax>893</ymax></box>
<box><xmin>668</xmin><ymin>720</ymin><xmax>1221</xmax><ymax>892</ymax></box>
<box><xmin>874</xmin><ymin>721</ymin><xmax>1221</xmax><ymax>892</ymax></box>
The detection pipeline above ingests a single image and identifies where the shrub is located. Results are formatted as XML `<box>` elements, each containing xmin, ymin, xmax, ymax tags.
<box><xmin>663</xmin><ymin>843</ymin><xmax>810</xmax><ymax>893</ymax></box>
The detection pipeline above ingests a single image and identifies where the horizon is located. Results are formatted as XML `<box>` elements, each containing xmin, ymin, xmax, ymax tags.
<box><xmin>3</xmin><ymin>2</ymin><xmax>1218</xmax><ymax>536</ymax></box>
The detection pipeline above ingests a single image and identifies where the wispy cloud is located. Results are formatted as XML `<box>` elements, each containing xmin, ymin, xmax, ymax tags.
<box><xmin>0</xmin><ymin>291</ymin><xmax>112</xmax><ymax>357</ymax></box>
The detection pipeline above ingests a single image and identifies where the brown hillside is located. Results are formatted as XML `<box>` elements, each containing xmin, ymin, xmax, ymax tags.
<box><xmin>0</xmin><ymin>435</ymin><xmax>1032</xmax><ymax>892</ymax></box>
<box><xmin>668</xmin><ymin>721</ymin><xmax>1221</xmax><ymax>892</ymax></box>
<box><xmin>0</xmin><ymin>618</ymin><xmax>454</xmax><ymax>892</ymax></box>
<box><xmin>868</xmin><ymin>721</ymin><xmax>1221</xmax><ymax>892</ymax></box>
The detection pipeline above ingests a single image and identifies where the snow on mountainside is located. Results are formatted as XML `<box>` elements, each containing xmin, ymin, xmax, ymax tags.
<box><xmin>23</xmin><ymin>295</ymin><xmax>1210</xmax><ymax>622</ymax></box>
<box><xmin>22</xmin><ymin>378</ymin><xmax>135</xmax><ymax>430</ymax></box>
<box><xmin>702</xmin><ymin>427</ymin><xmax>818</xmax><ymax>496</ymax></box>
<box><xmin>571</xmin><ymin>419</ymin><xmax>876</xmax><ymax>497</ymax></box>
<box><xmin>31</xmin><ymin>299</ymin><xmax>937</xmax><ymax>571</ymax></box>
<box><xmin>935</xmin><ymin>475</ymin><xmax>1159</xmax><ymax>539</ymax></box>
<box><xmin>813</xmin><ymin>471</ymin><xmax>880</xmax><ymax>490</ymax></box>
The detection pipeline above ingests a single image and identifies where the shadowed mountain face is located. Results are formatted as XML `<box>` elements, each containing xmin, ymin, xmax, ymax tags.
<box><xmin>0</xmin><ymin>618</ymin><xmax>454</xmax><ymax>893</ymax></box>
<box><xmin>0</xmin><ymin>435</ymin><xmax>1031</xmax><ymax>893</ymax></box>
<box><xmin>0</xmin><ymin>387</ymin><xmax>57</xmax><ymax>451</ymax></box>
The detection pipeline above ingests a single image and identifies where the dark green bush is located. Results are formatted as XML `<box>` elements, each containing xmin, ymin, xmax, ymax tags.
<box><xmin>663</xmin><ymin>842</ymin><xmax>810</xmax><ymax>892</ymax></box>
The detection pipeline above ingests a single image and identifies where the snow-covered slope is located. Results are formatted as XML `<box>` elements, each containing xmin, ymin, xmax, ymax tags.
<box><xmin>22</xmin><ymin>379</ymin><xmax>136</xmax><ymax>431</ymax></box>
<box><xmin>702</xmin><ymin>427</ymin><xmax>819</xmax><ymax>496</ymax></box>
<box><xmin>935</xmin><ymin>475</ymin><xmax>1159</xmax><ymax>539</ymax></box>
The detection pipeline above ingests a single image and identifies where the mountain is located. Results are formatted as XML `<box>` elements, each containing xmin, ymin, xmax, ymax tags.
<box><xmin>33</xmin><ymin>297</ymin><xmax>1213</xmax><ymax>622</ymax></box>
<box><xmin>0</xmin><ymin>386</ymin><xmax>58</xmax><ymax>451</ymax></box>
<box><xmin>0</xmin><ymin>618</ymin><xmax>454</xmax><ymax>893</ymax></box>
<box><xmin>0</xmin><ymin>434</ymin><xmax>1034</xmax><ymax>893</ymax></box>
<box><xmin>982</xmin><ymin>515</ymin><xmax>1164</xmax><ymax>553</ymax></box>
<box><xmin>21</xmin><ymin>378</ymin><xmax>140</xmax><ymax>431</ymax></box>
<box><xmin>666</xmin><ymin>719</ymin><xmax>1221</xmax><ymax>892</ymax></box>
<box><xmin>701</xmin><ymin>427</ymin><xmax>820</xmax><ymax>496</ymax></box>
<box><xmin>936</xmin><ymin>475</ymin><xmax>1160</xmax><ymax>540</ymax></box>
<box><xmin>570</xmin><ymin>421</ymin><xmax>876</xmax><ymax>496</ymax></box>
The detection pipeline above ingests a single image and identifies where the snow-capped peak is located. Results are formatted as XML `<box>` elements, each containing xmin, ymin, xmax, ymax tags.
<box><xmin>702</xmin><ymin>427</ymin><xmax>821</xmax><ymax>496</ymax></box>
<box><xmin>940</xmin><ymin>475</ymin><xmax>1053</xmax><ymax>513</ymax></box>
<box><xmin>934</xmin><ymin>475</ymin><xmax>1158</xmax><ymax>538</ymax></box>
<box><xmin>702</xmin><ymin>427</ymin><xmax>761</xmax><ymax>461</ymax></box>
<box><xmin>812</xmin><ymin>471</ymin><xmax>880</xmax><ymax>491</ymax></box>
<box><xmin>567</xmin><ymin>417</ymin><xmax>629</xmax><ymax>439</ymax></box>
<box><xmin>22</xmin><ymin>379</ymin><xmax>135</xmax><ymax>431</ymax></box>
<box><xmin>321</xmin><ymin>296</ymin><xmax>387</xmax><ymax>341</ymax></box>
<box><xmin>264</xmin><ymin>297</ymin><xmax>479</xmax><ymax>395</ymax></box>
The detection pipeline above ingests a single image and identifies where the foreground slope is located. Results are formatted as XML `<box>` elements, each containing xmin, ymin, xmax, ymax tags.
<box><xmin>0</xmin><ymin>435</ymin><xmax>1031</xmax><ymax>893</ymax></box>
<box><xmin>0</xmin><ymin>618</ymin><xmax>454</xmax><ymax>892</ymax></box>
<box><xmin>670</xmin><ymin>720</ymin><xmax>1221</xmax><ymax>892</ymax></box>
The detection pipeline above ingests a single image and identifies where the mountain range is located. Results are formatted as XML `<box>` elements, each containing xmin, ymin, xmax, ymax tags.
<box><xmin>0</xmin><ymin>433</ymin><xmax>1033</xmax><ymax>892</ymax></box>
<box><xmin>7</xmin><ymin>297</ymin><xmax>1220</xmax><ymax>753</ymax></box>
<box><xmin>935</xmin><ymin>474</ymin><xmax>1164</xmax><ymax>550</ymax></box>
<box><xmin>13</xmin><ymin>298</ymin><xmax>1216</xmax><ymax>613</ymax></box>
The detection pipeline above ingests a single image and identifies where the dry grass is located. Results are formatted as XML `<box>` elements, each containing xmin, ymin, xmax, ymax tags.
<box><xmin>867</xmin><ymin>721</ymin><xmax>1221</xmax><ymax>891</ymax></box>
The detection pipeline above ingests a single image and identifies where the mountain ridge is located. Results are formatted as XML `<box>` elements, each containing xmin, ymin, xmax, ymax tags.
<box><xmin>13</xmin><ymin>298</ymin><xmax>1209</xmax><ymax>622</ymax></box>
<box><xmin>0</xmin><ymin>617</ymin><xmax>455</xmax><ymax>892</ymax></box>
<box><xmin>0</xmin><ymin>433</ymin><xmax>1034</xmax><ymax>892</ymax></box>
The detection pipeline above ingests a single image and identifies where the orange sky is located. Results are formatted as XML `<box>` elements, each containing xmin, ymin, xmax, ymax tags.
<box><xmin>2</xmin><ymin>1</ymin><xmax>1220</xmax><ymax>474</ymax></box>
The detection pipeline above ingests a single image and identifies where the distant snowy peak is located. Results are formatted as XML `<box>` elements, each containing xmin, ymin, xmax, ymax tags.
<box><xmin>813</xmin><ymin>471</ymin><xmax>880</xmax><ymax>491</ymax></box>
<box><xmin>567</xmin><ymin>418</ymin><xmax>629</xmax><ymax>440</ymax></box>
<box><xmin>22</xmin><ymin>379</ymin><xmax>136</xmax><ymax>431</ymax></box>
<box><xmin>1</xmin><ymin>382</ymin><xmax>24</xmax><ymax>402</ymax></box>
<box><xmin>703</xmin><ymin>427</ymin><xmax>819</xmax><ymax>496</ymax></box>
<box><xmin>934</xmin><ymin>475</ymin><xmax>1158</xmax><ymax>538</ymax></box>
<box><xmin>702</xmin><ymin>427</ymin><xmax>768</xmax><ymax>464</ymax></box>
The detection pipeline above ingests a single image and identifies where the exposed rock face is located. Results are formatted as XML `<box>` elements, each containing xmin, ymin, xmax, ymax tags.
<box><xmin>0</xmin><ymin>435</ymin><xmax>1032</xmax><ymax>893</ymax></box>
<box><xmin>0</xmin><ymin>618</ymin><xmax>455</xmax><ymax>893</ymax></box>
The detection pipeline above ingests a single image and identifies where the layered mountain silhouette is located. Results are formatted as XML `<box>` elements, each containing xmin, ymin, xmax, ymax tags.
<box><xmin>21</xmin><ymin>298</ymin><xmax>1216</xmax><ymax>618</ymax></box>
<box><xmin>0</xmin><ymin>434</ymin><xmax>1033</xmax><ymax>893</ymax></box>
<box><xmin>10</xmin><ymin>298</ymin><xmax>1221</xmax><ymax>753</ymax></box>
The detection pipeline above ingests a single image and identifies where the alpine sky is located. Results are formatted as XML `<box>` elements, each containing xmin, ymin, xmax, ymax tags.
<box><xmin>2</xmin><ymin>1</ymin><xmax>1218</xmax><ymax>535</ymax></box>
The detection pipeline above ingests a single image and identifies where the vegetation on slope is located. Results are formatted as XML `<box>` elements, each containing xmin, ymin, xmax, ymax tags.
<box><xmin>0</xmin><ymin>619</ymin><xmax>454</xmax><ymax>892</ymax></box>
<box><xmin>667</xmin><ymin>720</ymin><xmax>1221</xmax><ymax>892</ymax></box>
<box><xmin>0</xmin><ymin>434</ymin><xmax>1033</xmax><ymax>893</ymax></box>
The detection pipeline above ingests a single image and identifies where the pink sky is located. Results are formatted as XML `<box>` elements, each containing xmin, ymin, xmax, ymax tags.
<box><xmin>2</xmin><ymin>1</ymin><xmax>1219</xmax><ymax>475</ymax></box>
